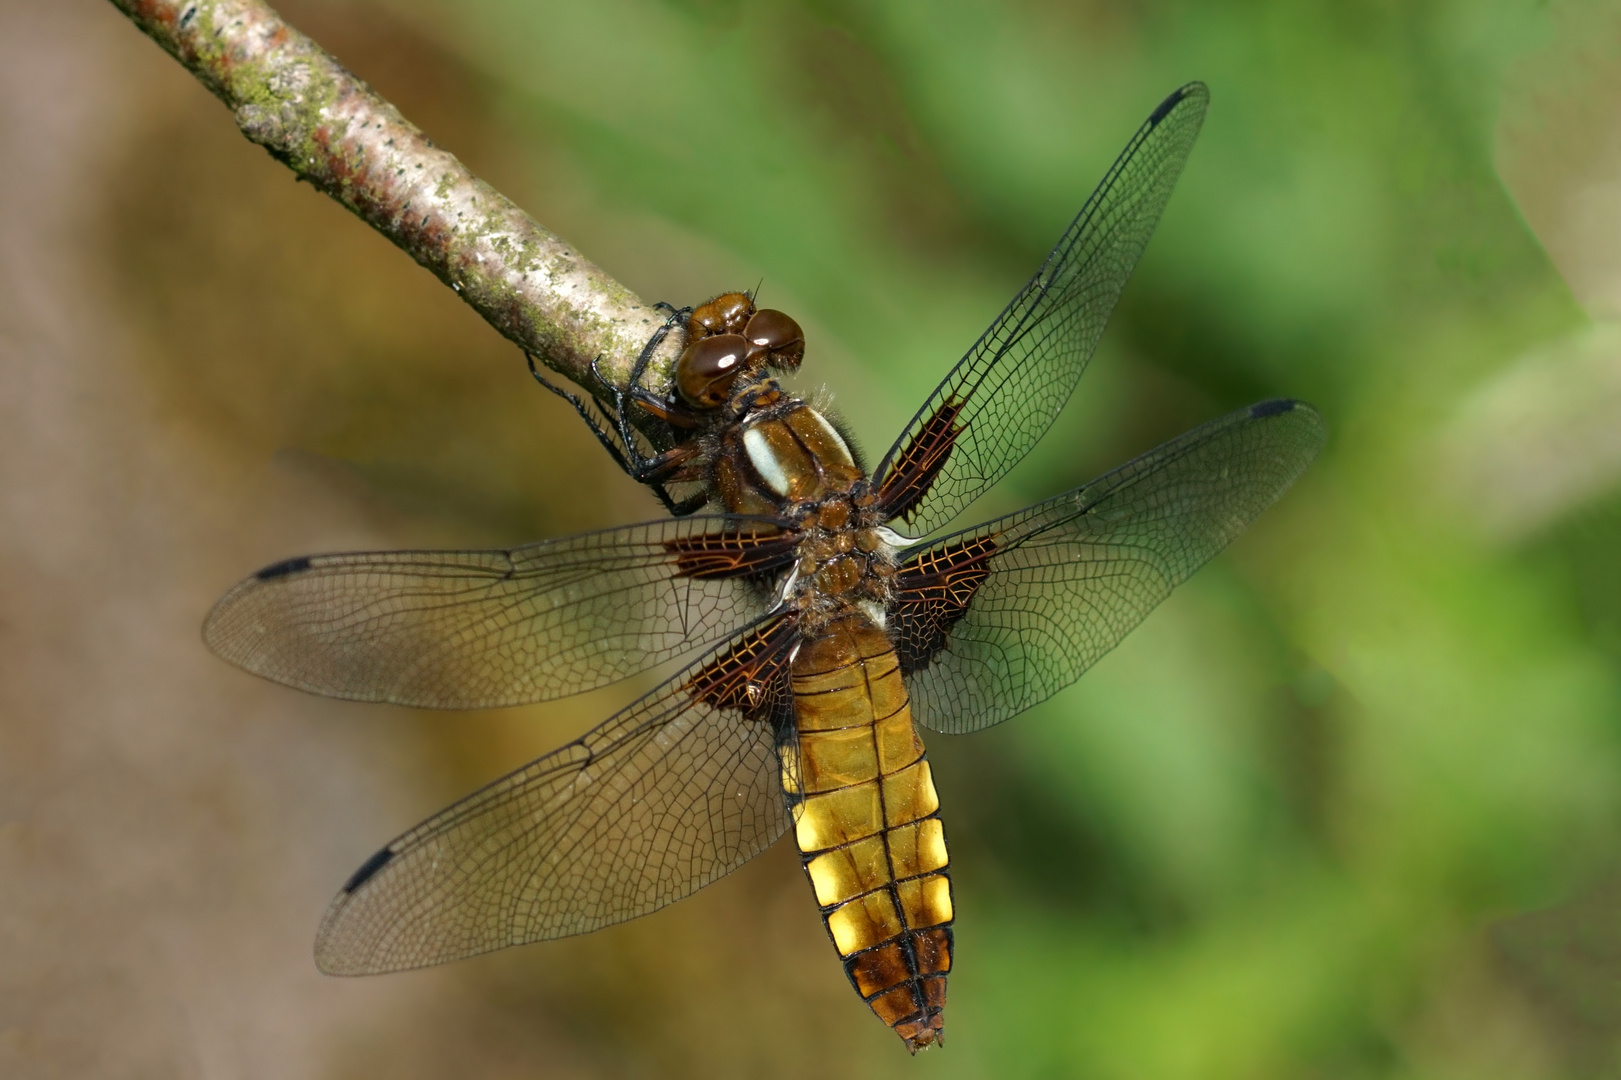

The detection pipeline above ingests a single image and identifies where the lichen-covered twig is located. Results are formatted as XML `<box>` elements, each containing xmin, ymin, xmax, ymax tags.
<box><xmin>108</xmin><ymin>0</ymin><xmax>681</xmax><ymax>405</ymax></box>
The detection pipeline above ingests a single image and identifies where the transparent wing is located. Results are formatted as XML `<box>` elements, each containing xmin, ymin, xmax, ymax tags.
<box><xmin>873</xmin><ymin>82</ymin><xmax>1209</xmax><ymax>537</ymax></box>
<box><xmin>891</xmin><ymin>399</ymin><xmax>1325</xmax><ymax>734</ymax></box>
<box><xmin>204</xmin><ymin>516</ymin><xmax>795</xmax><ymax>709</ymax></box>
<box><xmin>315</xmin><ymin>615</ymin><xmax>798</xmax><ymax>974</ymax></box>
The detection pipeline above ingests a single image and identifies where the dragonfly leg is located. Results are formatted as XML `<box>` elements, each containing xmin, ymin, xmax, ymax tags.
<box><xmin>667</xmin><ymin>492</ymin><xmax>709</xmax><ymax>516</ymax></box>
<box><xmin>597</xmin><ymin>304</ymin><xmax>693</xmax><ymax>470</ymax></box>
<box><xmin>529</xmin><ymin>352</ymin><xmax>698</xmax><ymax>516</ymax></box>
<box><xmin>525</xmin><ymin>353</ymin><xmax>636</xmax><ymax>475</ymax></box>
<box><xmin>528</xmin><ymin>305</ymin><xmax>709</xmax><ymax>517</ymax></box>
<box><xmin>622</xmin><ymin>437</ymin><xmax>708</xmax><ymax>516</ymax></box>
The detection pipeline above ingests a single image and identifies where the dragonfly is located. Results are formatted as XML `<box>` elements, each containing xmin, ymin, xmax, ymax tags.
<box><xmin>204</xmin><ymin>81</ymin><xmax>1325</xmax><ymax>1052</ymax></box>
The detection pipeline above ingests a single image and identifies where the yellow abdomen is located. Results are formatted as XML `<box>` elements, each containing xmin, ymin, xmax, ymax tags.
<box><xmin>782</xmin><ymin>614</ymin><xmax>953</xmax><ymax>1052</ymax></box>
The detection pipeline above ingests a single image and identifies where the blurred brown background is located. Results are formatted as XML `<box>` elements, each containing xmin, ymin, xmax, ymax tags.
<box><xmin>9</xmin><ymin>0</ymin><xmax>1621</xmax><ymax>1077</ymax></box>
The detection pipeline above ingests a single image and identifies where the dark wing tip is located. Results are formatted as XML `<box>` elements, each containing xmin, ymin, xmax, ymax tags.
<box><xmin>341</xmin><ymin>846</ymin><xmax>395</xmax><ymax>894</ymax></box>
<box><xmin>255</xmin><ymin>555</ymin><xmax>313</xmax><ymax>581</ymax></box>
<box><xmin>1248</xmin><ymin>397</ymin><xmax>1300</xmax><ymax>419</ymax></box>
<box><xmin>1150</xmin><ymin>81</ymin><xmax>1209</xmax><ymax>125</ymax></box>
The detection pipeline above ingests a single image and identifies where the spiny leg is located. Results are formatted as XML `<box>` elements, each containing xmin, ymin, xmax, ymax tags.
<box><xmin>600</xmin><ymin>303</ymin><xmax>690</xmax><ymax>477</ymax></box>
<box><xmin>525</xmin><ymin>353</ymin><xmax>635</xmax><ymax>475</ymax></box>
<box><xmin>526</xmin><ymin>352</ymin><xmax>697</xmax><ymax>517</ymax></box>
<box><xmin>526</xmin><ymin>303</ymin><xmax>713</xmax><ymax>516</ymax></box>
<box><xmin>596</xmin><ymin>304</ymin><xmax>709</xmax><ymax>515</ymax></box>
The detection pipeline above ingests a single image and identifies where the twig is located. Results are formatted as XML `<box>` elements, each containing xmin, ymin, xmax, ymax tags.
<box><xmin>108</xmin><ymin>0</ymin><xmax>680</xmax><ymax>405</ymax></box>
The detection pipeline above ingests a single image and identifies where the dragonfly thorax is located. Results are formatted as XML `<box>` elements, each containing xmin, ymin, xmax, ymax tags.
<box><xmin>710</xmin><ymin>392</ymin><xmax>867</xmax><ymax>518</ymax></box>
<box><xmin>781</xmin><ymin>494</ymin><xmax>898</xmax><ymax>637</ymax></box>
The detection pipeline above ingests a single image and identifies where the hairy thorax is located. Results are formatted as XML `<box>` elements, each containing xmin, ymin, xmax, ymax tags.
<box><xmin>704</xmin><ymin>375</ymin><xmax>898</xmax><ymax>638</ymax></box>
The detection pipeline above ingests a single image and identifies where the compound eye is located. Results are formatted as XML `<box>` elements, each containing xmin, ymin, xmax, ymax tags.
<box><xmin>675</xmin><ymin>333</ymin><xmax>748</xmax><ymax>408</ymax></box>
<box><xmin>714</xmin><ymin>293</ymin><xmax>755</xmax><ymax>334</ymax></box>
<box><xmin>743</xmin><ymin>308</ymin><xmax>805</xmax><ymax>370</ymax></box>
<box><xmin>689</xmin><ymin>292</ymin><xmax>756</xmax><ymax>338</ymax></box>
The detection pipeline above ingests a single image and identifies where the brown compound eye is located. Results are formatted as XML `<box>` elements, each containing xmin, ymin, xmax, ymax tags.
<box><xmin>743</xmin><ymin>308</ymin><xmax>804</xmax><ymax>370</ymax></box>
<box><xmin>675</xmin><ymin>333</ymin><xmax>749</xmax><ymax>409</ymax></box>
<box><xmin>688</xmin><ymin>292</ymin><xmax>756</xmax><ymax>338</ymax></box>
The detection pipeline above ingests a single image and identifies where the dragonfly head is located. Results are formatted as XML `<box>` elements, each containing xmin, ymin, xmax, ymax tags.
<box><xmin>676</xmin><ymin>291</ymin><xmax>805</xmax><ymax>409</ymax></box>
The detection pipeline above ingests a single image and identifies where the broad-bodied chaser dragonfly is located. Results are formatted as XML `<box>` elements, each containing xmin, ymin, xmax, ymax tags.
<box><xmin>205</xmin><ymin>82</ymin><xmax>1324</xmax><ymax>1051</ymax></box>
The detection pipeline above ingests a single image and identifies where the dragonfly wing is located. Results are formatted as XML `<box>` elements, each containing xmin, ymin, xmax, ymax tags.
<box><xmin>873</xmin><ymin>83</ymin><xmax>1209</xmax><ymax>537</ymax></box>
<box><xmin>315</xmin><ymin>614</ymin><xmax>799</xmax><ymax>974</ymax></box>
<box><xmin>891</xmin><ymin>399</ymin><xmax>1326</xmax><ymax>734</ymax></box>
<box><xmin>204</xmin><ymin>516</ymin><xmax>796</xmax><ymax>708</ymax></box>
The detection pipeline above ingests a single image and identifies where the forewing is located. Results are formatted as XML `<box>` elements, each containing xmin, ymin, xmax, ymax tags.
<box><xmin>891</xmin><ymin>399</ymin><xmax>1325</xmax><ymax>734</ymax></box>
<box><xmin>873</xmin><ymin>83</ymin><xmax>1210</xmax><ymax>537</ymax></box>
<box><xmin>204</xmin><ymin>516</ymin><xmax>795</xmax><ymax>709</ymax></box>
<box><xmin>315</xmin><ymin>614</ymin><xmax>798</xmax><ymax>974</ymax></box>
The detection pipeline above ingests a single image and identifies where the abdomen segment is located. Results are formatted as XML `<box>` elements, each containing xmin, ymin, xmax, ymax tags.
<box><xmin>783</xmin><ymin>614</ymin><xmax>954</xmax><ymax>1052</ymax></box>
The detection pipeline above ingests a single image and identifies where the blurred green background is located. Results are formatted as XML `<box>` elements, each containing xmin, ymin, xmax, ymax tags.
<box><xmin>9</xmin><ymin>0</ymin><xmax>1621</xmax><ymax>1076</ymax></box>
